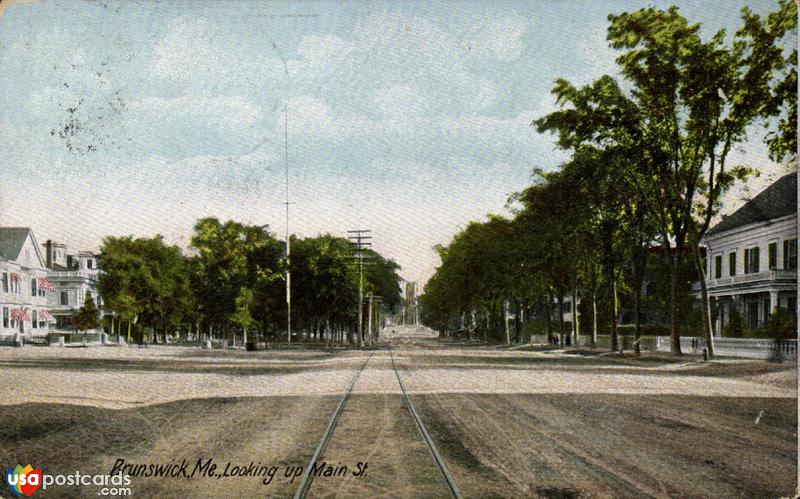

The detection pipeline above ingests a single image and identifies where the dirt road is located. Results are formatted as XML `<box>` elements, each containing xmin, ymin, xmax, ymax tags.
<box><xmin>0</xmin><ymin>326</ymin><xmax>795</xmax><ymax>497</ymax></box>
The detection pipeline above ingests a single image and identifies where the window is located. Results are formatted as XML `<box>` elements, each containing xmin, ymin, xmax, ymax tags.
<box><xmin>32</xmin><ymin>310</ymin><xmax>37</xmax><ymax>329</ymax></box>
<box><xmin>768</xmin><ymin>242</ymin><xmax>777</xmax><ymax>269</ymax></box>
<box><xmin>60</xmin><ymin>291</ymin><xmax>69</xmax><ymax>306</ymax></box>
<box><xmin>87</xmin><ymin>259</ymin><xmax>93</xmax><ymax>269</ymax></box>
<box><xmin>1</xmin><ymin>273</ymin><xmax>7</xmax><ymax>293</ymax></box>
<box><xmin>714</xmin><ymin>255</ymin><xmax>722</xmax><ymax>279</ymax></box>
<box><xmin>729</xmin><ymin>252</ymin><xmax>736</xmax><ymax>276</ymax></box>
<box><xmin>744</xmin><ymin>247</ymin><xmax>760</xmax><ymax>274</ymax></box>
<box><xmin>31</xmin><ymin>278</ymin><xmax>37</xmax><ymax>297</ymax></box>
<box><xmin>2</xmin><ymin>308</ymin><xmax>7</xmax><ymax>329</ymax></box>
<box><xmin>784</xmin><ymin>239</ymin><xmax>798</xmax><ymax>270</ymax></box>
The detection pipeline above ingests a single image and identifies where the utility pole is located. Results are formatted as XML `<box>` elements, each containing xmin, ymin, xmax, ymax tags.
<box><xmin>367</xmin><ymin>294</ymin><xmax>382</xmax><ymax>345</ymax></box>
<box><xmin>347</xmin><ymin>230</ymin><xmax>371</xmax><ymax>349</ymax></box>
<box><xmin>367</xmin><ymin>294</ymin><xmax>372</xmax><ymax>346</ymax></box>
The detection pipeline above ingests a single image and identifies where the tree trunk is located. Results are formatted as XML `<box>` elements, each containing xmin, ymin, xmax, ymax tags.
<box><xmin>692</xmin><ymin>240</ymin><xmax>715</xmax><ymax>358</ymax></box>
<box><xmin>609</xmin><ymin>271</ymin><xmax>618</xmax><ymax>353</ymax></box>
<box><xmin>545</xmin><ymin>293</ymin><xmax>553</xmax><ymax>344</ymax></box>
<box><xmin>591</xmin><ymin>291</ymin><xmax>598</xmax><ymax>348</ymax></box>
<box><xmin>557</xmin><ymin>291</ymin><xmax>565</xmax><ymax>347</ymax></box>
<box><xmin>468</xmin><ymin>309</ymin><xmax>474</xmax><ymax>341</ymax></box>
<box><xmin>503</xmin><ymin>301</ymin><xmax>510</xmax><ymax>345</ymax></box>
<box><xmin>668</xmin><ymin>253</ymin><xmax>683</xmax><ymax>355</ymax></box>
<box><xmin>572</xmin><ymin>285</ymin><xmax>579</xmax><ymax>347</ymax></box>
<box><xmin>633</xmin><ymin>248</ymin><xmax>645</xmax><ymax>356</ymax></box>
<box><xmin>484</xmin><ymin>309</ymin><xmax>489</xmax><ymax>343</ymax></box>
<box><xmin>604</xmin><ymin>222</ymin><xmax>618</xmax><ymax>353</ymax></box>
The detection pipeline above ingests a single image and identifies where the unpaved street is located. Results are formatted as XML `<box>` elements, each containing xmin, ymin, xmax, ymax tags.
<box><xmin>0</xmin><ymin>325</ymin><xmax>795</xmax><ymax>497</ymax></box>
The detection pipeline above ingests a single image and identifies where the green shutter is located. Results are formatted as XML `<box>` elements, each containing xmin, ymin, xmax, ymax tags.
<box><xmin>769</xmin><ymin>242</ymin><xmax>777</xmax><ymax>269</ymax></box>
<box><xmin>752</xmin><ymin>247</ymin><xmax>760</xmax><ymax>272</ymax></box>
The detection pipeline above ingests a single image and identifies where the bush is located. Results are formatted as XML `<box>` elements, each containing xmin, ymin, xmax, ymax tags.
<box><xmin>762</xmin><ymin>308</ymin><xmax>797</xmax><ymax>340</ymax></box>
<box><xmin>723</xmin><ymin>308</ymin><xmax>746</xmax><ymax>338</ymax></box>
<box><xmin>523</xmin><ymin>319</ymin><xmax>545</xmax><ymax>336</ymax></box>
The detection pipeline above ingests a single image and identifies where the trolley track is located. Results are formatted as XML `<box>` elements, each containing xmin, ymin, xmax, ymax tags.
<box><xmin>293</xmin><ymin>346</ymin><xmax>462</xmax><ymax>499</ymax></box>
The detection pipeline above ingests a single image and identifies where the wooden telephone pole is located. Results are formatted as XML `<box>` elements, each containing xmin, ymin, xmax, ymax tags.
<box><xmin>347</xmin><ymin>230</ymin><xmax>371</xmax><ymax>349</ymax></box>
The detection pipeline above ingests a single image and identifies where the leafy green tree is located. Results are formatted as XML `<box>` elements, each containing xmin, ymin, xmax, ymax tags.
<box><xmin>535</xmin><ymin>5</ymin><xmax>787</xmax><ymax>355</ymax></box>
<box><xmin>98</xmin><ymin>235</ymin><xmax>191</xmax><ymax>343</ymax></box>
<box><xmin>736</xmin><ymin>0</ymin><xmax>797</xmax><ymax>161</ymax></box>
<box><xmin>231</xmin><ymin>287</ymin><xmax>255</xmax><ymax>344</ymax></box>
<box><xmin>73</xmin><ymin>290</ymin><xmax>101</xmax><ymax>333</ymax></box>
<box><xmin>190</xmin><ymin>218</ymin><xmax>284</xmax><ymax>343</ymax></box>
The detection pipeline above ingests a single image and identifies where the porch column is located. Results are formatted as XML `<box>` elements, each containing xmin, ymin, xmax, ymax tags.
<box><xmin>770</xmin><ymin>290</ymin><xmax>779</xmax><ymax>313</ymax></box>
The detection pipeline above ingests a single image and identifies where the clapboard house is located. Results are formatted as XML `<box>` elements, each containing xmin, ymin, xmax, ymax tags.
<box><xmin>42</xmin><ymin>240</ymin><xmax>102</xmax><ymax>331</ymax></box>
<box><xmin>0</xmin><ymin>228</ymin><xmax>56</xmax><ymax>337</ymax></box>
<box><xmin>696</xmin><ymin>173</ymin><xmax>798</xmax><ymax>333</ymax></box>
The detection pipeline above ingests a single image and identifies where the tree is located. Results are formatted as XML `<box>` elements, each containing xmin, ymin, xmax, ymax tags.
<box><xmin>736</xmin><ymin>0</ymin><xmax>797</xmax><ymax>161</ymax></box>
<box><xmin>535</xmin><ymin>6</ymin><xmax>781</xmax><ymax>355</ymax></box>
<box><xmin>98</xmin><ymin>235</ymin><xmax>192</xmax><ymax>343</ymax></box>
<box><xmin>73</xmin><ymin>290</ymin><xmax>100</xmax><ymax>333</ymax></box>
<box><xmin>231</xmin><ymin>287</ymin><xmax>255</xmax><ymax>345</ymax></box>
<box><xmin>190</xmin><ymin>218</ymin><xmax>284</xmax><ymax>343</ymax></box>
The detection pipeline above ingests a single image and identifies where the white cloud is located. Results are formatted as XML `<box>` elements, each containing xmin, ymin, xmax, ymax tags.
<box><xmin>373</xmin><ymin>85</ymin><xmax>429</xmax><ymax>120</ymax></box>
<box><xmin>129</xmin><ymin>95</ymin><xmax>261</xmax><ymax>127</ymax></box>
<box><xmin>462</xmin><ymin>15</ymin><xmax>529</xmax><ymax>62</ymax></box>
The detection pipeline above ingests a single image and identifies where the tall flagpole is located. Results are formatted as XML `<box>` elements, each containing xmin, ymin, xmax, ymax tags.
<box><xmin>285</xmin><ymin>106</ymin><xmax>291</xmax><ymax>343</ymax></box>
<box><xmin>270</xmin><ymin>38</ymin><xmax>291</xmax><ymax>344</ymax></box>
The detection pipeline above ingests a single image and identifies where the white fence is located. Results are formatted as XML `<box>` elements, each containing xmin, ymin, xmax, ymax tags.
<box><xmin>532</xmin><ymin>333</ymin><xmax>796</xmax><ymax>360</ymax></box>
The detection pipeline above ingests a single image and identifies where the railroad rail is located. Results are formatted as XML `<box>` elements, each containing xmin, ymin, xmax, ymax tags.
<box><xmin>389</xmin><ymin>345</ymin><xmax>462</xmax><ymax>499</ymax></box>
<box><xmin>293</xmin><ymin>351</ymin><xmax>374</xmax><ymax>499</ymax></box>
<box><xmin>293</xmin><ymin>346</ymin><xmax>462</xmax><ymax>499</ymax></box>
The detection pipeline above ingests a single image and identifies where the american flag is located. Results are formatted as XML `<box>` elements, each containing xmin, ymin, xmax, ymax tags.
<box><xmin>10</xmin><ymin>308</ymin><xmax>29</xmax><ymax>322</ymax></box>
<box><xmin>38</xmin><ymin>309</ymin><xmax>56</xmax><ymax>322</ymax></box>
<box><xmin>38</xmin><ymin>276</ymin><xmax>56</xmax><ymax>292</ymax></box>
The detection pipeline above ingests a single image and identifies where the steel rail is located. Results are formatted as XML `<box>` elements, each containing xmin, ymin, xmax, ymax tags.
<box><xmin>389</xmin><ymin>346</ymin><xmax>463</xmax><ymax>499</ymax></box>
<box><xmin>293</xmin><ymin>351</ymin><xmax>374</xmax><ymax>499</ymax></box>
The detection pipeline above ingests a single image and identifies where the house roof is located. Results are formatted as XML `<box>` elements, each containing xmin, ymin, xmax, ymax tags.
<box><xmin>0</xmin><ymin>227</ymin><xmax>33</xmax><ymax>261</ymax></box>
<box><xmin>707</xmin><ymin>173</ymin><xmax>797</xmax><ymax>236</ymax></box>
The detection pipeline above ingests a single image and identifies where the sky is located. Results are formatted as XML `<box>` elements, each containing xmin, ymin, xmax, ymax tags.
<box><xmin>0</xmin><ymin>0</ymin><xmax>793</xmax><ymax>285</ymax></box>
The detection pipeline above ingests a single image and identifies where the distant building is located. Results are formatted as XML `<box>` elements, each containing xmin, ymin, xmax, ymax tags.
<box><xmin>403</xmin><ymin>280</ymin><xmax>418</xmax><ymax>325</ymax></box>
<box><xmin>695</xmin><ymin>173</ymin><xmax>797</xmax><ymax>333</ymax></box>
<box><xmin>43</xmin><ymin>240</ymin><xmax>102</xmax><ymax>331</ymax></box>
<box><xmin>0</xmin><ymin>228</ymin><xmax>56</xmax><ymax>337</ymax></box>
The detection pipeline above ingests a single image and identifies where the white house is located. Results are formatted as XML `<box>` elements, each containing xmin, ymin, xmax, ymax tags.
<box><xmin>0</xmin><ymin>228</ymin><xmax>57</xmax><ymax>337</ymax></box>
<box><xmin>42</xmin><ymin>240</ymin><xmax>102</xmax><ymax>331</ymax></box>
<box><xmin>696</xmin><ymin>173</ymin><xmax>797</xmax><ymax>333</ymax></box>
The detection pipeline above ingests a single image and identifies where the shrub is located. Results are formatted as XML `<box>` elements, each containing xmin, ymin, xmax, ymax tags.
<box><xmin>762</xmin><ymin>307</ymin><xmax>797</xmax><ymax>340</ymax></box>
<box><xmin>723</xmin><ymin>308</ymin><xmax>745</xmax><ymax>338</ymax></box>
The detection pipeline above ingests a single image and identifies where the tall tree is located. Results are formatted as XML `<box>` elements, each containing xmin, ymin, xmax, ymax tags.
<box><xmin>536</xmin><ymin>5</ymin><xmax>782</xmax><ymax>354</ymax></box>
